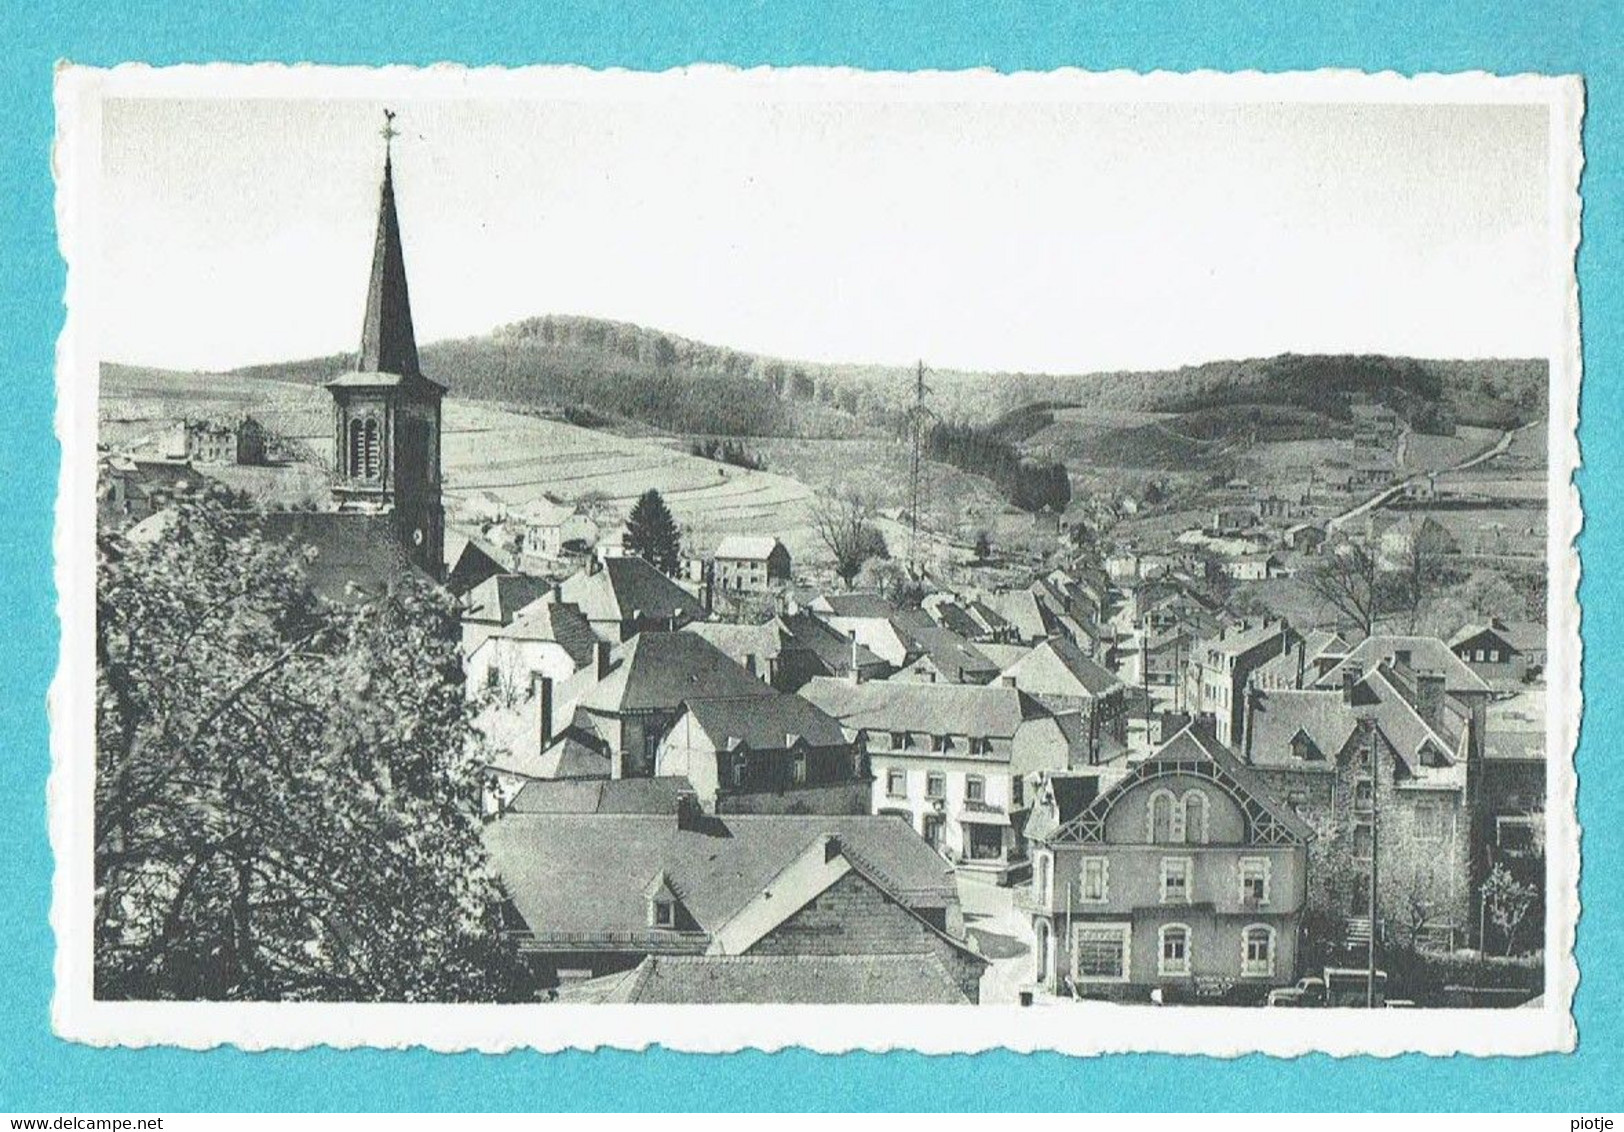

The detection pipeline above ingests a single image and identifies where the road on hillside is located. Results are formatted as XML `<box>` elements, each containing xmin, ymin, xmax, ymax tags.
<box><xmin>1325</xmin><ymin>420</ymin><xmax>1535</xmax><ymax>533</ymax></box>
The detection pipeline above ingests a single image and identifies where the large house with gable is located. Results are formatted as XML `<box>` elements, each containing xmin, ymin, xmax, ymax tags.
<box><xmin>1024</xmin><ymin>725</ymin><xmax>1313</xmax><ymax>1002</ymax></box>
<box><xmin>484</xmin><ymin>804</ymin><xmax>986</xmax><ymax>1001</ymax></box>
<box><xmin>801</xmin><ymin>676</ymin><xmax>1080</xmax><ymax>881</ymax></box>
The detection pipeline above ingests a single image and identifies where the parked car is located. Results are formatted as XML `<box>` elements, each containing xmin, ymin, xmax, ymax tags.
<box><xmin>1265</xmin><ymin>977</ymin><xmax>1327</xmax><ymax>1007</ymax></box>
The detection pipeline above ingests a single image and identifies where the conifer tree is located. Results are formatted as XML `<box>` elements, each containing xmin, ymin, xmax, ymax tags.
<box><xmin>625</xmin><ymin>488</ymin><xmax>682</xmax><ymax>575</ymax></box>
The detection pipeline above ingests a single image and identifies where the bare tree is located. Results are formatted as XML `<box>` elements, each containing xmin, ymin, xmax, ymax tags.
<box><xmin>1482</xmin><ymin>862</ymin><xmax>1538</xmax><ymax>957</ymax></box>
<box><xmin>812</xmin><ymin>490</ymin><xmax>884</xmax><ymax>589</ymax></box>
<box><xmin>1305</xmin><ymin>533</ymin><xmax>1382</xmax><ymax>640</ymax></box>
<box><xmin>1395</xmin><ymin>518</ymin><xmax>1454</xmax><ymax>632</ymax></box>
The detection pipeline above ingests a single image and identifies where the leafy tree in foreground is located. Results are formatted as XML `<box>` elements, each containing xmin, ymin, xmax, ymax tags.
<box><xmin>95</xmin><ymin>496</ymin><xmax>520</xmax><ymax>1001</ymax></box>
<box><xmin>625</xmin><ymin>488</ymin><xmax>682</xmax><ymax>575</ymax></box>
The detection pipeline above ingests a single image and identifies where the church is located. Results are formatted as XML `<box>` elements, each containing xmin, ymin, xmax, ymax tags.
<box><xmin>260</xmin><ymin>117</ymin><xmax>448</xmax><ymax>597</ymax></box>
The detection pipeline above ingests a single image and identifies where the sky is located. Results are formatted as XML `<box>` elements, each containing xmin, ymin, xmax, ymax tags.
<box><xmin>97</xmin><ymin>85</ymin><xmax>1557</xmax><ymax>375</ymax></box>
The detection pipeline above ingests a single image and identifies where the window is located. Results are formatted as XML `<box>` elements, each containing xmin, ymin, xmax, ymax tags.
<box><xmin>1474</xmin><ymin>649</ymin><xmax>1485</xmax><ymax>663</ymax></box>
<box><xmin>890</xmin><ymin>731</ymin><xmax>908</xmax><ymax>750</ymax></box>
<box><xmin>1181</xmin><ymin>790</ymin><xmax>1209</xmax><ymax>844</ymax></box>
<box><xmin>731</xmin><ymin>751</ymin><xmax>748</xmax><ymax>788</ymax></box>
<box><xmin>1239</xmin><ymin>857</ymin><xmax>1271</xmax><ymax>906</ymax></box>
<box><xmin>362</xmin><ymin>417</ymin><xmax>381</xmax><ymax>479</ymax></box>
<box><xmin>1148</xmin><ymin>790</ymin><xmax>1177</xmax><ymax>843</ymax></box>
<box><xmin>1496</xmin><ymin>815</ymin><xmax>1539</xmax><ymax>856</ymax></box>
<box><xmin>930</xmin><ymin>734</ymin><xmax>947</xmax><ymax>753</ymax></box>
<box><xmin>1415</xmin><ymin>804</ymin><xmax>1446</xmax><ymax>842</ymax></box>
<box><xmin>1011</xmin><ymin>776</ymin><xmax>1025</xmax><ymax>808</ymax></box>
<box><xmin>1080</xmin><ymin>857</ymin><xmax>1109</xmax><ymax>903</ymax></box>
<box><xmin>1241</xmin><ymin>924</ymin><xmax>1276</xmax><ymax>978</ymax></box>
<box><xmin>484</xmin><ymin>666</ymin><xmax>500</xmax><ymax>691</ymax></box>
<box><xmin>926</xmin><ymin>772</ymin><xmax>946</xmax><ymax>800</ymax></box>
<box><xmin>886</xmin><ymin>769</ymin><xmax>907</xmax><ymax>798</ymax></box>
<box><xmin>652</xmin><ymin>899</ymin><xmax>676</xmax><ymax>928</ymax></box>
<box><xmin>967</xmin><ymin>823</ymin><xmax>1003</xmax><ymax>861</ymax></box>
<box><xmin>1489</xmin><ymin>649</ymin><xmax>1501</xmax><ymax>663</ymax></box>
<box><xmin>1353</xmin><ymin>823</ymin><xmax>1374</xmax><ymax>861</ymax></box>
<box><xmin>1073</xmin><ymin>923</ymin><xmax>1131</xmax><ymax>983</ymax></box>
<box><xmin>966</xmin><ymin>775</ymin><xmax>986</xmax><ymax>803</ymax></box>
<box><xmin>1161</xmin><ymin>857</ymin><xmax>1193</xmax><ymax>904</ymax></box>
<box><xmin>1158</xmin><ymin>924</ymin><xmax>1192</xmax><ymax>977</ymax></box>
<box><xmin>792</xmin><ymin>751</ymin><xmax>807</xmax><ymax>786</ymax></box>
<box><xmin>1033</xmin><ymin>851</ymin><xmax>1052</xmax><ymax>906</ymax></box>
<box><xmin>1354</xmin><ymin>778</ymin><xmax>1374</xmax><ymax>812</ymax></box>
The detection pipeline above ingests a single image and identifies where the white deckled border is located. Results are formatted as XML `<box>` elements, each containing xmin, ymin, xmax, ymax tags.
<box><xmin>50</xmin><ymin>62</ymin><xmax>1585</xmax><ymax>1057</ymax></box>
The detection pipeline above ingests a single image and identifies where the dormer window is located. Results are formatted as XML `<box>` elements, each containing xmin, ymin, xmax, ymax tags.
<box><xmin>652</xmin><ymin>898</ymin><xmax>676</xmax><ymax>928</ymax></box>
<box><xmin>792</xmin><ymin>751</ymin><xmax>808</xmax><ymax>786</ymax></box>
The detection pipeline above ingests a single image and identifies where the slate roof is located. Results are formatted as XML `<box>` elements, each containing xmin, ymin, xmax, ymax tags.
<box><xmin>1450</xmin><ymin>618</ymin><xmax>1546</xmax><ymax>655</ymax></box>
<box><xmin>926</xmin><ymin>599</ymin><xmax>987</xmax><ymax>641</ymax></box>
<box><xmin>508</xmin><ymin>776</ymin><xmax>692</xmax><ymax>815</ymax></box>
<box><xmin>899</xmin><ymin>626</ymin><xmax>1000</xmax><ymax>682</ymax></box>
<box><xmin>561</xmin><ymin>631</ymin><xmax>777</xmax><ymax>718</ymax></box>
<box><xmin>713</xmin><ymin>535</ymin><xmax>783</xmax><ymax>561</ymax></box>
<box><xmin>462</xmin><ymin>573</ymin><xmax>552</xmax><ymax>625</ymax></box>
<box><xmin>558</xmin><ymin>557</ymin><xmax>703</xmax><ymax>625</ymax></box>
<box><xmin>778</xmin><ymin>611</ymin><xmax>886</xmax><ymax>674</ymax></box>
<box><xmin>493</xmin><ymin>598</ymin><xmax>598</xmax><ymax>667</ymax></box>
<box><xmin>682</xmin><ymin>620</ymin><xmax>787</xmax><ymax>666</ymax></box>
<box><xmin>1141</xmin><ymin>726</ymin><xmax>1317</xmax><ymax>842</ymax></box>
<box><xmin>484</xmin><ymin>812</ymin><xmax>958</xmax><ymax>940</ymax></box>
<box><xmin>1249</xmin><ymin>629</ymin><xmax>1349</xmax><ymax>689</ymax></box>
<box><xmin>984</xmin><ymin>589</ymin><xmax>1061</xmax><ymax>641</ymax></box>
<box><xmin>1002</xmin><ymin>636</ymin><xmax>1123</xmax><ymax>699</ymax></box>
<box><xmin>800</xmin><ymin>676</ymin><xmax>1047</xmax><ymax>741</ymax></box>
<box><xmin>1485</xmin><ymin>689</ymin><xmax>1546</xmax><ymax>762</ymax></box>
<box><xmin>1246</xmin><ymin>665</ymin><xmax>1467</xmax><ymax>783</ymax></box>
<box><xmin>601</xmin><ymin>953</ymin><xmax>972</xmax><ymax>1005</ymax></box>
<box><xmin>1316</xmin><ymin>635</ymin><xmax>1490</xmax><ymax>697</ymax></box>
<box><xmin>681</xmin><ymin>692</ymin><xmax>849</xmax><ymax>750</ymax></box>
<box><xmin>814</xmin><ymin>592</ymin><xmax>899</xmax><ymax>619</ymax></box>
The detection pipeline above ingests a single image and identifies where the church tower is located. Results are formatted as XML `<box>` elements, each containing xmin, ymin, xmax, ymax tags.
<box><xmin>327</xmin><ymin>112</ymin><xmax>446</xmax><ymax>580</ymax></box>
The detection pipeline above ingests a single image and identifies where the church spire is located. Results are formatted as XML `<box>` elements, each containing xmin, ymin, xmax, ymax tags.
<box><xmin>357</xmin><ymin>109</ymin><xmax>421</xmax><ymax>377</ymax></box>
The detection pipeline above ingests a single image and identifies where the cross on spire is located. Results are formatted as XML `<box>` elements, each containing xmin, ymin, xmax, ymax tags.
<box><xmin>380</xmin><ymin>108</ymin><xmax>399</xmax><ymax>156</ymax></box>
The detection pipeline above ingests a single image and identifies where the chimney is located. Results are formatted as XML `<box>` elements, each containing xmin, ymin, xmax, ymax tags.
<box><xmin>550</xmin><ymin>582</ymin><xmax>563</xmax><ymax>604</ymax></box>
<box><xmin>1341</xmin><ymin>667</ymin><xmax>1358</xmax><ymax>705</ymax></box>
<box><xmin>847</xmin><ymin>636</ymin><xmax>863</xmax><ymax>684</ymax></box>
<box><xmin>531</xmin><ymin>673</ymin><xmax>554</xmax><ymax>749</ymax></box>
<box><xmin>1295</xmin><ymin>639</ymin><xmax>1307</xmax><ymax>691</ymax></box>
<box><xmin>701</xmin><ymin>580</ymin><xmax>713</xmax><ymax>613</ymax></box>
<box><xmin>632</xmin><ymin>607</ymin><xmax>645</xmax><ymax>631</ymax></box>
<box><xmin>1243</xmin><ymin>686</ymin><xmax>1259</xmax><ymax>763</ymax></box>
<box><xmin>671</xmin><ymin>606</ymin><xmax>685</xmax><ymax>631</ymax></box>
<box><xmin>1414</xmin><ymin>671</ymin><xmax>1446</xmax><ymax>732</ymax></box>
<box><xmin>676</xmin><ymin>788</ymin><xmax>702</xmax><ymax>831</ymax></box>
<box><xmin>595</xmin><ymin>640</ymin><xmax>612</xmax><ymax>680</ymax></box>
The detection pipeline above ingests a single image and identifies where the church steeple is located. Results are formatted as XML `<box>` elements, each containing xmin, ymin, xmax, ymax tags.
<box><xmin>358</xmin><ymin>110</ymin><xmax>420</xmax><ymax>377</ymax></box>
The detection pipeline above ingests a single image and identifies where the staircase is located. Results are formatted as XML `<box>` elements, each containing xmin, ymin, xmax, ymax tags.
<box><xmin>1345</xmin><ymin>917</ymin><xmax>1373</xmax><ymax>947</ymax></box>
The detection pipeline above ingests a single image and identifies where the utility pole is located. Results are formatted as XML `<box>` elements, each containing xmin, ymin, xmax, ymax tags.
<box><xmin>907</xmin><ymin>360</ymin><xmax>931</xmax><ymax>578</ymax></box>
<box><xmin>1366</xmin><ymin>724</ymin><xmax>1380</xmax><ymax>1009</ymax></box>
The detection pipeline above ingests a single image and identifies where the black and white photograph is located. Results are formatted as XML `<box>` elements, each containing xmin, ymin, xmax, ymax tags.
<box><xmin>52</xmin><ymin>65</ymin><xmax>1581</xmax><ymax>1055</ymax></box>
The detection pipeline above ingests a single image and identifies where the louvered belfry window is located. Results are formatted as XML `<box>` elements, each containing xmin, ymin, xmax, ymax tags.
<box><xmin>348</xmin><ymin>418</ymin><xmax>365</xmax><ymax>477</ymax></box>
<box><xmin>363</xmin><ymin>418</ymin><xmax>381</xmax><ymax>479</ymax></box>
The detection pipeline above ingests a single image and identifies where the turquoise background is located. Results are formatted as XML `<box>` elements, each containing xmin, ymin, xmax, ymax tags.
<box><xmin>2</xmin><ymin>1</ymin><xmax>1617</xmax><ymax>1112</ymax></box>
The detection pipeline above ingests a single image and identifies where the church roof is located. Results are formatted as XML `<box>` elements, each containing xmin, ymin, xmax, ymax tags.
<box><xmin>330</xmin><ymin>131</ymin><xmax>444</xmax><ymax>392</ymax></box>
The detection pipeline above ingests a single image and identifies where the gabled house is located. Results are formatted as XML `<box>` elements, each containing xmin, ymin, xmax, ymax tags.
<box><xmin>556</xmin><ymin>555</ymin><xmax>706</xmax><ymax>642</ymax></box>
<box><xmin>546</xmin><ymin>630</ymin><xmax>778</xmax><ymax>779</ymax></box>
<box><xmin>998</xmin><ymin>636</ymin><xmax>1129</xmax><ymax>756</ymax></box>
<box><xmin>444</xmin><ymin>529</ymin><xmax>518</xmax><ymax>599</ymax></box>
<box><xmin>892</xmin><ymin>626</ymin><xmax>1001</xmax><ymax>685</ymax></box>
<box><xmin>465</xmin><ymin>595</ymin><xmax>597</xmax><ymax>699</ymax></box>
<box><xmin>801</xmin><ymin>677</ymin><xmax>1079</xmax><ymax>881</ymax></box>
<box><xmin>1450</xmin><ymin>617</ymin><xmax>1546</xmax><ymax>688</ymax></box>
<box><xmin>484</xmin><ymin>807</ymin><xmax>985</xmax><ymax>1000</ymax></box>
<box><xmin>1025</xmin><ymin>725</ymin><xmax>1312</xmax><ymax>1001</ymax></box>
<box><xmin>712</xmin><ymin>535</ymin><xmax>792</xmax><ymax>593</ymax></box>
<box><xmin>518</xmin><ymin>497</ymin><xmax>599</xmax><ymax>563</ymax></box>
<box><xmin>805</xmin><ymin>592</ymin><xmax>929</xmax><ymax>668</ymax></box>
<box><xmin>684</xmin><ymin>615</ymin><xmax>890</xmax><ymax>691</ymax></box>
<box><xmin>1186</xmin><ymin>618</ymin><xmax>1299</xmax><ymax>749</ymax></box>
<box><xmin>459</xmin><ymin>572</ymin><xmax>554</xmax><ymax>654</ymax></box>
<box><xmin>1314</xmin><ymin>635</ymin><xmax>1492</xmax><ymax>717</ymax></box>
<box><xmin>1248</xmin><ymin>629</ymin><xmax>1350</xmax><ymax>693</ymax></box>
<box><xmin>1242</xmin><ymin>661</ymin><xmax>1475</xmax><ymax>953</ymax></box>
<box><xmin>655</xmin><ymin>691</ymin><xmax>870</xmax><ymax>815</ymax></box>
